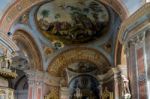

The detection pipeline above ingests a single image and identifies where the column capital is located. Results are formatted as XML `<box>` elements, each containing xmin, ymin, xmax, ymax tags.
<box><xmin>25</xmin><ymin>70</ymin><xmax>61</xmax><ymax>86</ymax></box>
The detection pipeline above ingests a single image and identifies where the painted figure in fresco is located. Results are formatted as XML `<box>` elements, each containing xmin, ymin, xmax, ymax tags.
<box><xmin>36</xmin><ymin>0</ymin><xmax>109</xmax><ymax>44</ymax></box>
<box><xmin>121</xmin><ymin>75</ymin><xmax>131</xmax><ymax>99</ymax></box>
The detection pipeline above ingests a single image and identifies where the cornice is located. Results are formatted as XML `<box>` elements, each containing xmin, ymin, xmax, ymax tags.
<box><xmin>118</xmin><ymin>3</ymin><xmax>150</xmax><ymax>43</ymax></box>
<box><xmin>13</xmin><ymin>30</ymin><xmax>43</xmax><ymax>70</ymax></box>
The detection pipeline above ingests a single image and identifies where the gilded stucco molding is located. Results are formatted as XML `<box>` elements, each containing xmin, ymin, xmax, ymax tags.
<box><xmin>48</xmin><ymin>47</ymin><xmax>111</xmax><ymax>77</ymax></box>
<box><xmin>127</xmin><ymin>21</ymin><xmax>150</xmax><ymax>40</ymax></box>
<box><xmin>13</xmin><ymin>30</ymin><xmax>43</xmax><ymax>71</ymax></box>
<box><xmin>118</xmin><ymin>3</ymin><xmax>150</xmax><ymax>43</ymax></box>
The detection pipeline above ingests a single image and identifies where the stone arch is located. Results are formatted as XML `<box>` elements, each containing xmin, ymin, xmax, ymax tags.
<box><xmin>48</xmin><ymin>47</ymin><xmax>111</xmax><ymax>76</ymax></box>
<box><xmin>13</xmin><ymin>30</ymin><xmax>43</xmax><ymax>70</ymax></box>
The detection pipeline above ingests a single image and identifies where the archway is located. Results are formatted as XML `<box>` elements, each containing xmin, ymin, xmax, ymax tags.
<box><xmin>13</xmin><ymin>30</ymin><xmax>43</xmax><ymax>70</ymax></box>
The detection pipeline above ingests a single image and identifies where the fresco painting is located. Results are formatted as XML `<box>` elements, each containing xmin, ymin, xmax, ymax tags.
<box><xmin>36</xmin><ymin>0</ymin><xmax>109</xmax><ymax>44</ymax></box>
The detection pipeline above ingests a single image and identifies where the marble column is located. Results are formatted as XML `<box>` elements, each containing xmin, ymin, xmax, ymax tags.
<box><xmin>26</xmin><ymin>70</ymin><xmax>62</xmax><ymax>99</ymax></box>
<box><xmin>26</xmin><ymin>70</ymin><xmax>44</xmax><ymax>99</ymax></box>
<box><xmin>98</xmin><ymin>67</ymin><xmax>121</xmax><ymax>99</ymax></box>
<box><xmin>112</xmin><ymin>68</ymin><xmax>121</xmax><ymax>99</ymax></box>
<box><xmin>119</xmin><ymin>3</ymin><xmax>150</xmax><ymax>98</ymax></box>
<box><xmin>125</xmin><ymin>32</ymin><xmax>148</xmax><ymax>99</ymax></box>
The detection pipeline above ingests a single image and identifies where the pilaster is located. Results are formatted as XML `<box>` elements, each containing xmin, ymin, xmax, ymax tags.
<box><xmin>119</xmin><ymin>3</ymin><xmax>150</xmax><ymax>98</ymax></box>
<box><xmin>26</xmin><ymin>70</ymin><xmax>44</xmax><ymax>99</ymax></box>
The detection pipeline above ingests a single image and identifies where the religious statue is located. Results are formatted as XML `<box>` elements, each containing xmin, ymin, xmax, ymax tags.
<box><xmin>74</xmin><ymin>87</ymin><xmax>82</xmax><ymax>99</ymax></box>
<box><xmin>121</xmin><ymin>75</ymin><xmax>131</xmax><ymax>99</ymax></box>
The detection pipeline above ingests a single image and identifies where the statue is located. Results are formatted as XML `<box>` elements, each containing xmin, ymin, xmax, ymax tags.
<box><xmin>75</xmin><ymin>87</ymin><xmax>82</xmax><ymax>99</ymax></box>
<box><xmin>121</xmin><ymin>75</ymin><xmax>131</xmax><ymax>99</ymax></box>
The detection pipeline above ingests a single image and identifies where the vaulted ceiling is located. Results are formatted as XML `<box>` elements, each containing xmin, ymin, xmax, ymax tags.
<box><xmin>0</xmin><ymin>0</ymin><xmax>145</xmax><ymax>20</ymax></box>
<box><xmin>0</xmin><ymin>0</ymin><xmax>148</xmax><ymax>73</ymax></box>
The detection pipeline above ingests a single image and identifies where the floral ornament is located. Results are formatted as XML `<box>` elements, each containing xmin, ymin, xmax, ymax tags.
<box><xmin>44</xmin><ymin>47</ymin><xmax>53</xmax><ymax>55</ymax></box>
<box><xmin>52</xmin><ymin>40</ymin><xmax>64</xmax><ymax>50</ymax></box>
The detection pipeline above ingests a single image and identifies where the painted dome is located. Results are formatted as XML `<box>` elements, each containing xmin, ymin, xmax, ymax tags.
<box><xmin>36</xmin><ymin>0</ymin><xmax>110</xmax><ymax>44</ymax></box>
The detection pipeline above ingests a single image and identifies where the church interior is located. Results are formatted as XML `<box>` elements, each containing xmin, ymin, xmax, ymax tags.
<box><xmin>0</xmin><ymin>0</ymin><xmax>150</xmax><ymax>99</ymax></box>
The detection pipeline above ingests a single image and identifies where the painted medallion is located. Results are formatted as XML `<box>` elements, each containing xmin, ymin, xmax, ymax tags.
<box><xmin>36</xmin><ymin>0</ymin><xmax>109</xmax><ymax>44</ymax></box>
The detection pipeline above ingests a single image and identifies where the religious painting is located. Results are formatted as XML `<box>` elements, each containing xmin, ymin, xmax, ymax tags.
<box><xmin>36</xmin><ymin>0</ymin><xmax>109</xmax><ymax>44</ymax></box>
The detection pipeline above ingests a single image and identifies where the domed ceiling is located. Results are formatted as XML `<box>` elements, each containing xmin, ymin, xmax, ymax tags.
<box><xmin>36</xmin><ymin>0</ymin><xmax>110</xmax><ymax>44</ymax></box>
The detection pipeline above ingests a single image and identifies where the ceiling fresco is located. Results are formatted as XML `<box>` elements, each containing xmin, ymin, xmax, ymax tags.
<box><xmin>36</xmin><ymin>0</ymin><xmax>110</xmax><ymax>44</ymax></box>
<box><xmin>68</xmin><ymin>62</ymin><xmax>97</xmax><ymax>73</ymax></box>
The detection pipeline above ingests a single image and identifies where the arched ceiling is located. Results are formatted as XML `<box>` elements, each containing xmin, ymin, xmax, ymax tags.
<box><xmin>0</xmin><ymin>0</ymin><xmax>145</xmax><ymax>21</ymax></box>
<box><xmin>0</xmin><ymin>0</ymin><xmax>145</xmax><ymax>51</ymax></box>
<box><xmin>0</xmin><ymin>0</ymin><xmax>147</xmax><ymax>72</ymax></box>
